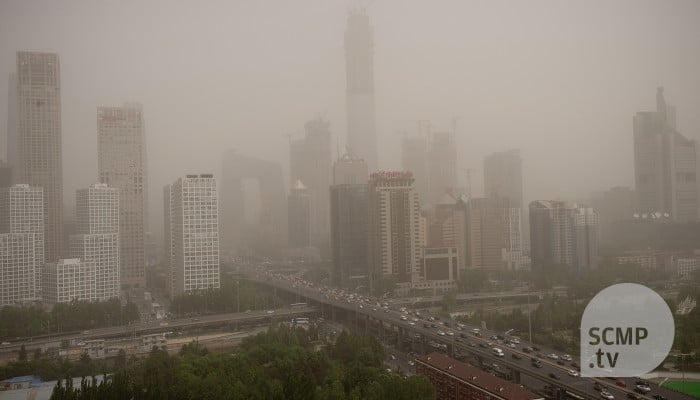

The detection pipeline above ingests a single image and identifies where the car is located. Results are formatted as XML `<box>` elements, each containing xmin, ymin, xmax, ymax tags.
<box><xmin>400</xmin><ymin>315</ymin><xmax>408</xmax><ymax>321</ymax></box>
<box><xmin>390</xmin><ymin>354</ymin><xmax>396</xmax><ymax>360</ymax></box>
<box><xmin>266</xmin><ymin>310</ymin><xmax>275</xmax><ymax>314</ymax></box>
<box><xmin>408</xmin><ymin>321</ymin><xmax>415</xmax><ymax>326</ymax></box>
<box><xmin>635</xmin><ymin>385</ymin><xmax>651</xmax><ymax>394</ymax></box>
<box><xmin>506</xmin><ymin>343</ymin><xmax>516</xmax><ymax>348</ymax></box>
<box><xmin>615</xmin><ymin>379</ymin><xmax>626</xmax><ymax>388</ymax></box>
<box><xmin>479</xmin><ymin>343</ymin><xmax>488</xmax><ymax>348</ymax></box>
<box><xmin>408</xmin><ymin>360</ymin><xmax>415</xmax><ymax>366</ymax></box>
<box><xmin>437</xmin><ymin>330</ymin><xmax>446</xmax><ymax>336</ymax></box>
<box><xmin>491</xmin><ymin>335</ymin><xmax>499</xmax><ymax>340</ymax></box>
<box><xmin>547</xmin><ymin>353</ymin><xmax>559</xmax><ymax>360</ymax></box>
<box><xmin>512</xmin><ymin>353</ymin><xmax>522</xmax><ymax>360</ymax></box>
<box><xmin>0</xmin><ymin>341</ymin><xmax>10</xmax><ymax>346</ymax></box>
<box><xmin>531</xmin><ymin>359</ymin><xmax>543</xmax><ymax>368</ymax></box>
<box><xmin>549</xmin><ymin>373</ymin><xmax>559</xmax><ymax>380</ymax></box>
<box><xmin>523</xmin><ymin>347</ymin><xmax>533</xmax><ymax>353</ymax></box>
<box><xmin>594</xmin><ymin>383</ymin><xmax>604</xmax><ymax>391</ymax></box>
<box><xmin>446</xmin><ymin>331</ymin><xmax>454</xmax><ymax>336</ymax></box>
<box><xmin>652</xmin><ymin>395</ymin><xmax>667</xmax><ymax>400</ymax></box>
<box><xmin>557</xmin><ymin>360</ymin><xmax>566</xmax><ymax>366</ymax></box>
<box><xmin>571</xmin><ymin>362</ymin><xmax>580</xmax><ymax>369</ymax></box>
<box><xmin>510</xmin><ymin>337</ymin><xmax>520</xmax><ymax>344</ymax></box>
<box><xmin>636</xmin><ymin>380</ymin><xmax>649</xmax><ymax>386</ymax></box>
<box><xmin>561</xmin><ymin>354</ymin><xmax>573</xmax><ymax>361</ymax></box>
<box><xmin>601</xmin><ymin>390</ymin><xmax>615</xmax><ymax>400</ymax></box>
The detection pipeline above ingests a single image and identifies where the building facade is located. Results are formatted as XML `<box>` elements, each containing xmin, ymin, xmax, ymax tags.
<box><xmin>69</xmin><ymin>184</ymin><xmax>120</xmax><ymax>301</ymax></box>
<box><xmin>15</xmin><ymin>52</ymin><xmax>64</xmax><ymax>263</ymax></box>
<box><xmin>345</xmin><ymin>9</ymin><xmax>378</xmax><ymax>172</ymax></box>
<box><xmin>529</xmin><ymin>200</ymin><xmax>599</xmax><ymax>271</ymax></box>
<box><xmin>402</xmin><ymin>128</ymin><xmax>457</xmax><ymax>209</ymax></box>
<box><xmin>287</xmin><ymin>180</ymin><xmax>311</xmax><ymax>248</ymax></box>
<box><xmin>166</xmin><ymin>174</ymin><xmax>220</xmax><ymax>297</ymax></box>
<box><xmin>289</xmin><ymin>119</ymin><xmax>332</xmax><ymax>244</ymax></box>
<box><xmin>97</xmin><ymin>104</ymin><xmax>147</xmax><ymax>290</ymax></box>
<box><xmin>43</xmin><ymin>258</ymin><xmax>96</xmax><ymax>304</ymax></box>
<box><xmin>368</xmin><ymin>171</ymin><xmax>421</xmax><ymax>287</ymax></box>
<box><xmin>634</xmin><ymin>87</ymin><xmax>698</xmax><ymax>222</ymax></box>
<box><xmin>0</xmin><ymin>184</ymin><xmax>44</xmax><ymax>304</ymax></box>
<box><xmin>330</xmin><ymin>183</ymin><xmax>369</xmax><ymax>289</ymax></box>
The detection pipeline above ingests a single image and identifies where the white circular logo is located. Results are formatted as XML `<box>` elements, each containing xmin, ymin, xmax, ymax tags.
<box><xmin>580</xmin><ymin>283</ymin><xmax>674</xmax><ymax>377</ymax></box>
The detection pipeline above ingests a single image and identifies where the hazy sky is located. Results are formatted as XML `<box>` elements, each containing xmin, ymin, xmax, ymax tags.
<box><xmin>1</xmin><ymin>0</ymin><xmax>699</xmax><ymax>235</ymax></box>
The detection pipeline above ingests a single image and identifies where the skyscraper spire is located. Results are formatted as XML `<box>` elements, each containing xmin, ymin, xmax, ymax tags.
<box><xmin>345</xmin><ymin>8</ymin><xmax>378</xmax><ymax>172</ymax></box>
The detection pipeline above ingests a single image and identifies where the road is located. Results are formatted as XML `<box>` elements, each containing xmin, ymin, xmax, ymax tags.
<box><xmin>243</xmin><ymin>265</ymin><xmax>695</xmax><ymax>400</ymax></box>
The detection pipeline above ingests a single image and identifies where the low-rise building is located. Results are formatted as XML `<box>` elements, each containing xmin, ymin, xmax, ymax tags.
<box><xmin>141</xmin><ymin>333</ymin><xmax>167</xmax><ymax>351</ymax></box>
<box><xmin>83</xmin><ymin>339</ymin><xmax>105</xmax><ymax>359</ymax></box>
<box><xmin>416</xmin><ymin>352</ymin><xmax>543</xmax><ymax>400</ymax></box>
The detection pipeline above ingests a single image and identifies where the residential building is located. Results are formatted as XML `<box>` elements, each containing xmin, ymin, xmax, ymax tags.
<box><xmin>634</xmin><ymin>87</ymin><xmax>698</xmax><ymax>222</ymax></box>
<box><xmin>43</xmin><ymin>258</ymin><xmax>95</xmax><ymax>304</ymax></box>
<box><xmin>289</xmin><ymin>119</ymin><xmax>332</xmax><ymax>244</ymax></box>
<box><xmin>287</xmin><ymin>180</ymin><xmax>311</xmax><ymax>248</ymax></box>
<box><xmin>69</xmin><ymin>184</ymin><xmax>119</xmax><ymax>301</ymax></box>
<box><xmin>15</xmin><ymin>52</ymin><xmax>64</xmax><ymax>263</ymax></box>
<box><xmin>368</xmin><ymin>171</ymin><xmax>421</xmax><ymax>287</ymax></box>
<box><xmin>416</xmin><ymin>352</ymin><xmax>543</xmax><ymax>400</ymax></box>
<box><xmin>345</xmin><ymin>8</ymin><xmax>377</xmax><ymax>172</ymax></box>
<box><xmin>428</xmin><ymin>195</ymin><xmax>467</xmax><ymax>271</ymax></box>
<box><xmin>0</xmin><ymin>184</ymin><xmax>43</xmax><ymax>304</ymax></box>
<box><xmin>166</xmin><ymin>174</ymin><xmax>220</xmax><ymax>297</ymax></box>
<box><xmin>98</xmin><ymin>103</ymin><xmax>147</xmax><ymax>290</ymax></box>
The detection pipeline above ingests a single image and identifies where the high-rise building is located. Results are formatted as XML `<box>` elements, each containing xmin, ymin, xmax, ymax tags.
<box><xmin>428</xmin><ymin>132</ymin><xmax>457</xmax><ymax>207</ymax></box>
<box><xmin>483</xmin><ymin>149</ymin><xmax>523</xmax><ymax>207</ymax></box>
<box><xmin>0</xmin><ymin>184</ymin><xmax>43</xmax><ymax>305</ymax></box>
<box><xmin>428</xmin><ymin>195</ymin><xmax>467</xmax><ymax>271</ymax></box>
<box><xmin>368</xmin><ymin>171</ymin><xmax>421</xmax><ymax>286</ymax></box>
<box><xmin>43</xmin><ymin>258</ymin><xmax>96</xmax><ymax>304</ymax></box>
<box><xmin>330</xmin><ymin>182</ymin><xmax>369</xmax><ymax>289</ymax></box>
<box><xmin>289</xmin><ymin>119</ymin><xmax>332</xmax><ymax>244</ymax></box>
<box><xmin>288</xmin><ymin>180</ymin><xmax>311</xmax><ymax>248</ymax></box>
<box><xmin>97</xmin><ymin>103</ymin><xmax>148</xmax><ymax>290</ymax></box>
<box><xmin>590</xmin><ymin>186</ymin><xmax>635</xmax><ymax>245</ymax></box>
<box><xmin>0</xmin><ymin>161</ymin><xmax>11</xmax><ymax>188</ymax></box>
<box><xmin>402</xmin><ymin>128</ymin><xmax>457</xmax><ymax>209</ymax></box>
<box><xmin>529</xmin><ymin>200</ymin><xmax>598</xmax><ymax>271</ymax></box>
<box><xmin>345</xmin><ymin>9</ymin><xmax>377</xmax><ymax>172</ymax></box>
<box><xmin>15</xmin><ymin>52</ymin><xmax>64</xmax><ymax>263</ymax></box>
<box><xmin>333</xmin><ymin>151</ymin><xmax>368</xmax><ymax>185</ymax></box>
<box><xmin>69</xmin><ymin>184</ymin><xmax>119</xmax><ymax>301</ymax></box>
<box><xmin>6</xmin><ymin>73</ymin><xmax>18</xmax><ymax>182</ymax></box>
<box><xmin>634</xmin><ymin>87</ymin><xmax>698</xmax><ymax>222</ymax></box>
<box><xmin>220</xmin><ymin>150</ymin><xmax>286</xmax><ymax>251</ymax></box>
<box><xmin>165</xmin><ymin>174</ymin><xmax>220</xmax><ymax>298</ymax></box>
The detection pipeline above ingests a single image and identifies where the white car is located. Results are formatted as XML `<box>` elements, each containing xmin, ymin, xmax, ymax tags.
<box><xmin>561</xmin><ymin>354</ymin><xmax>573</xmax><ymax>361</ymax></box>
<box><xmin>408</xmin><ymin>360</ymin><xmax>415</xmax><ymax>366</ymax></box>
<box><xmin>506</xmin><ymin>343</ymin><xmax>516</xmax><ymax>348</ymax></box>
<box><xmin>400</xmin><ymin>315</ymin><xmax>408</xmax><ymax>321</ymax></box>
<box><xmin>437</xmin><ymin>330</ymin><xmax>446</xmax><ymax>336</ymax></box>
<box><xmin>446</xmin><ymin>331</ymin><xmax>454</xmax><ymax>336</ymax></box>
<box><xmin>547</xmin><ymin>353</ymin><xmax>559</xmax><ymax>360</ymax></box>
<box><xmin>567</xmin><ymin>370</ymin><xmax>579</xmax><ymax>377</ymax></box>
<box><xmin>600</xmin><ymin>390</ymin><xmax>614</xmax><ymax>400</ymax></box>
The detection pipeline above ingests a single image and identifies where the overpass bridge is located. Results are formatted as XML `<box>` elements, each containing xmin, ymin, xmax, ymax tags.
<box><xmin>241</xmin><ymin>265</ymin><xmax>694</xmax><ymax>400</ymax></box>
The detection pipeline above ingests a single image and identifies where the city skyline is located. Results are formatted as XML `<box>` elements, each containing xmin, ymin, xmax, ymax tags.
<box><xmin>1</xmin><ymin>1</ymin><xmax>699</xmax><ymax>245</ymax></box>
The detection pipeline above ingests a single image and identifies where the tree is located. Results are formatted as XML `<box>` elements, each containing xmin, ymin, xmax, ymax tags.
<box><xmin>18</xmin><ymin>344</ymin><xmax>27</xmax><ymax>362</ymax></box>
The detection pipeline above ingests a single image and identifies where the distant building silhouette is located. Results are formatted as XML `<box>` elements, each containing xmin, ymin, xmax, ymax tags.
<box><xmin>529</xmin><ymin>200</ymin><xmax>598</xmax><ymax>272</ymax></box>
<box><xmin>330</xmin><ymin>153</ymin><xmax>369</xmax><ymax>289</ymax></box>
<box><xmin>289</xmin><ymin>119</ymin><xmax>332</xmax><ymax>245</ymax></box>
<box><xmin>634</xmin><ymin>87</ymin><xmax>698</xmax><ymax>222</ymax></box>
<box><xmin>220</xmin><ymin>151</ymin><xmax>286</xmax><ymax>252</ymax></box>
<box><xmin>15</xmin><ymin>52</ymin><xmax>64</xmax><ymax>263</ymax></box>
<box><xmin>0</xmin><ymin>161</ymin><xmax>11</xmax><ymax>188</ymax></box>
<box><xmin>98</xmin><ymin>104</ymin><xmax>148</xmax><ymax>290</ymax></box>
<box><xmin>345</xmin><ymin>9</ymin><xmax>378</xmax><ymax>172</ymax></box>
<box><xmin>287</xmin><ymin>180</ymin><xmax>311</xmax><ymax>248</ymax></box>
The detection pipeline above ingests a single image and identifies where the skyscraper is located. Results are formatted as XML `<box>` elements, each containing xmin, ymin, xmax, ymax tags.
<box><xmin>97</xmin><ymin>103</ymin><xmax>148</xmax><ymax>290</ymax></box>
<box><xmin>401</xmin><ymin>135</ymin><xmax>429</xmax><ymax>205</ymax></box>
<box><xmin>288</xmin><ymin>180</ymin><xmax>311</xmax><ymax>248</ymax></box>
<box><xmin>345</xmin><ymin>9</ymin><xmax>378</xmax><ymax>172</ymax></box>
<box><xmin>0</xmin><ymin>184</ymin><xmax>43</xmax><ymax>305</ymax></box>
<box><xmin>0</xmin><ymin>161</ymin><xmax>11</xmax><ymax>188</ymax></box>
<box><xmin>368</xmin><ymin>171</ymin><xmax>421</xmax><ymax>287</ymax></box>
<box><xmin>166</xmin><ymin>174</ymin><xmax>220</xmax><ymax>298</ymax></box>
<box><xmin>529</xmin><ymin>200</ymin><xmax>598</xmax><ymax>271</ymax></box>
<box><xmin>483</xmin><ymin>149</ymin><xmax>523</xmax><ymax>208</ymax></box>
<box><xmin>15</xmin><ymin>52</ymin><xmax>64</xmax><ymax>263</ymax></box>
<box><xmin>402</xmin><ymin>128</ymin><xmax>457</xmax><ymax>209</ymax></box>
<box><xmin>289</xmin><ymin>119</ymin><xmax>332</xmax><ymax>244</ymax></box>
<box><xmin>633</xmin><ymin>87</ymin><xmax>698</xmax><ymax>222</ymax></box>
<box><xmin>333</xmin><ymin>151</ymin><xmax>368</xmax><ymax>185</ymax></box>
<box><xmin>69</xmin><ymin>184</ymin><xmax>120</xmax><ymax>301</ymax></box>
